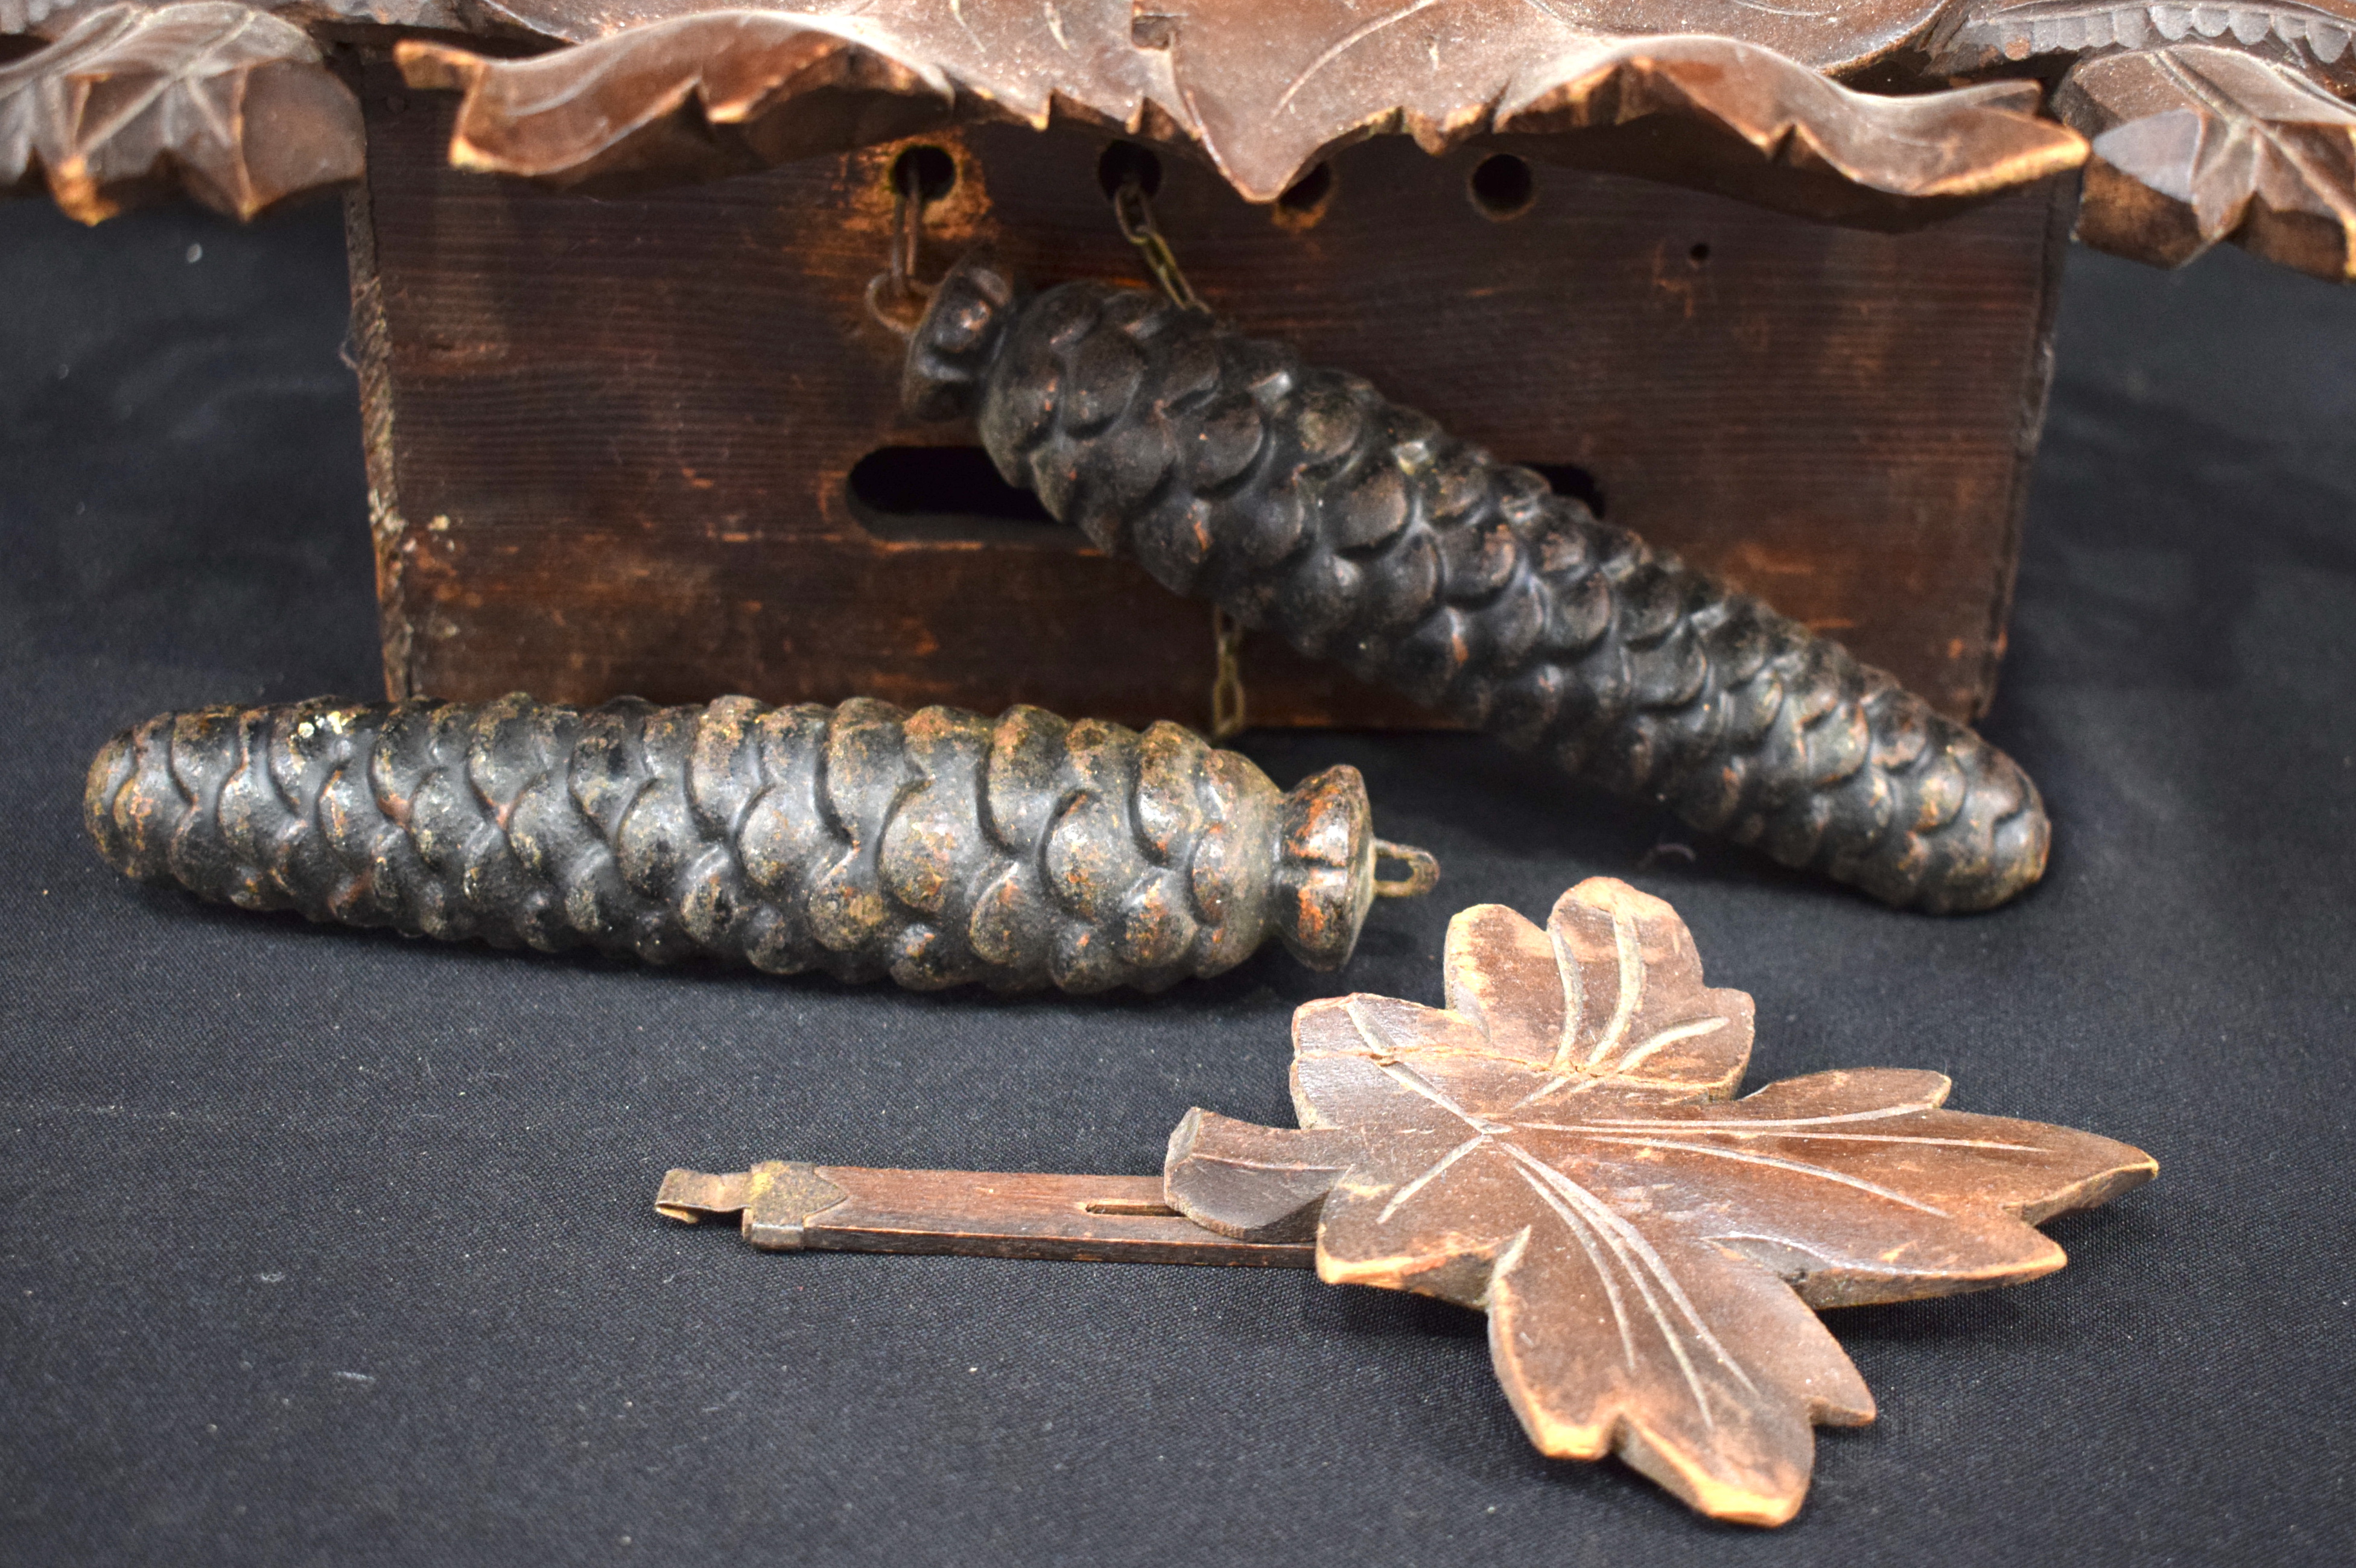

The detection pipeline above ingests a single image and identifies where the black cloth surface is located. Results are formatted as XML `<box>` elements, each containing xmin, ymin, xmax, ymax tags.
<box><xmin>3</xmin><ymin>195</ymin><xmax>2352</xmax><ymax>1567</ymax></box>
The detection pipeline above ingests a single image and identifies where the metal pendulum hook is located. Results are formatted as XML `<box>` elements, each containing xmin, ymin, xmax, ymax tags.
<box><xmin>865</xmin><ymin>152</ymin><xmax>938</xmax><ymax>337</ymax></box>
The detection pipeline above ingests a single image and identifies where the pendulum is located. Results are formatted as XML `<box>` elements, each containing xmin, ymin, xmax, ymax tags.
<box><xmin>658</xmin><ymin>877</ymin><xmax>2154</xmax><ymax>1523</ymax></box>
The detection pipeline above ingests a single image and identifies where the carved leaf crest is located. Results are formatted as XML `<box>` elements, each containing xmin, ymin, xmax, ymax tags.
<box><xmin>2059</xmin><ymin>42</ymin><xmax>2356</xmax><ymax>276</ymax></box>
<box><xmin>1931</xmin><ymin>0</ymin><xmax>2356</xmax><ymax>71</ymax></box>
<box><xmin>1166</xmin><ymin>877</ymin><xmax>2154</xmax><ymax>1525</ymax></box>
<box><xmin>396</xmin><ymin>1</ymin><xmax>2085</xmax><ymax>207</ymax></box>
<box><xmin>0</xmin><ymin>0</ymin><xmax>362</xmax><ymax>222</ymax></box>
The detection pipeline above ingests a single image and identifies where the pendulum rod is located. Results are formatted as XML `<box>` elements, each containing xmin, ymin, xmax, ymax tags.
<box><xmin>656</xmin><ymin>1163</ymin><xmax>1313</xmax><ymax>1268</ymax></box>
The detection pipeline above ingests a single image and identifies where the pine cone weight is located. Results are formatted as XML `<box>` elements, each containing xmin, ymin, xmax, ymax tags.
<box><xmin>84</xmin><ymin>694</ymin><xmax>1389</xmax><ymax>992</ymax></box>
<box><xmin>905</xmin><ymin>257</ymin><xmax>2049</xmax><ymax>913</ymax></box>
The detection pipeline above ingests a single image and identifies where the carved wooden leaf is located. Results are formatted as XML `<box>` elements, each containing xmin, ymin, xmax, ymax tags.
<box><xmin>2059</xmin><ymin>42</ymin><xmax>2356</xmax><ymax>277</ymax></box>
<box><xmin>395</xmin><ymin>13</ymin><xmax>971</xmax><ymax>188</ymax></box>
<box><xmin>0</xmin><ymin>0</ymin><xmax>363</xmax><ymax>222</ymax></box>
<box><xmin>395</xmin><ymin>1</ymin><xmax>2084</xmax><ymax>208</ymax></box>
<box><xmin>1165</xmin><ymin>877</ymin><xmax>2154</xmax><ymax>1525</ymax></box>
<box><xmin>1144</xmin><ymin>0</ymin><xmax>2031</xmax><ymax>200</ymax></box>
<box><xmin>1495</xmin><ymin>40</ymin><xmax>2081</xmax><ymax>203</ymax></box>
<box><xmin>1930</xmin><ymin>0</ymin><xmax>2356</xmax><ymax>72</ymax></box>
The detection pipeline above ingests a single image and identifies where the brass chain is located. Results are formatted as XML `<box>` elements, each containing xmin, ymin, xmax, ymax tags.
<box><xmin>1111</xmin><ymin>172</ymin><xmax>1237</xmax><ymax>736</ymax></box>
<box><xmin>1209</xmin><ymin>606</ymin><xmax>1247</xmax><ymax>740</ymax></box>
<box><xmin>1111</xmin><ymin>173</ymin><xmax>1206</xmax><ymax>314</ymax></box>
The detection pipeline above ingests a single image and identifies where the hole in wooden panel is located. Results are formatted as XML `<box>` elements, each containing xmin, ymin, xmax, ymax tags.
<box><xmin>843</xmin><ymin>446</ymin><xmax>1079</xmax><ymax>547</ymax></box>
<box><xmin>1517</xmin><ymin>462</ymin><xmax>1607</xmax><ymax>519</ymax></box>
<box><xmin>891</xmin><ymin>144</ymin><xmax>957</xmax><ymax>204</ymax></box>
<box><xmin>1468</xmin><ymin>153</ymin><xmax>1535</xmax><ymax>220</ymax></box>
<box><xmin>1272</xmin><ymin>162</ymin><xmax>1336</xmax><ymax>230</ymax></box>
<box><xmin>1096</xmin><ymin>140</ymin><xmax>1163</xmax><ymax>199</ymax></box>
<box><xmin>1690</xmin><ymin>241</ymin><xmax>1712</xmax><ymax>264</ymax></box>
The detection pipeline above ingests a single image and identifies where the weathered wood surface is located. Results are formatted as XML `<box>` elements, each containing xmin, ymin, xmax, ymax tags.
<box><xmin>1163</xmin><ymin>877</ymin><xmax>2156</xmax><ymax>1523</ymax></box>
<box><xmin>662</xmin><ymin>877</ymin><xmax>2156</xmax><ymax>1524</ymax></box>
<box><xmin>658</xmin><ymin>1161</ymin><xmax>1315</xmax><ymax>1265</ymax></box>
<box><xmin>355</xmin><ymin>70</ymin><xmax>2072</xmax><ymax>729</ymax></box>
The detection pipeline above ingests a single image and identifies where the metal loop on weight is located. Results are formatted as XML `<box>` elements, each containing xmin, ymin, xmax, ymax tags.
<box><xmin>1371</xmin><ymin>840</ymin><xmax>1441</xmax><ymax>900</ymax></box>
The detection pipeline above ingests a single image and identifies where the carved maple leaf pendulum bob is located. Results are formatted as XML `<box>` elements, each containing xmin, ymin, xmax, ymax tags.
<box><xmin>662</xmin><ymin>878</ymin><xmax>2156</xmax><ymax>1524</ymax></box>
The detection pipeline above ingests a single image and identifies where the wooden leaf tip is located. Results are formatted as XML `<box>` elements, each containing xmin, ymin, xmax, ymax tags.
<box><xmin>2058</xmin><ymin>42</ymin><xmax>2356</xmax><ymax>279</ymax></box>
<box><xmin>1</xmin><ymin>1</ymin><xmax>361</xmax><ymax>223</ymax></box>
<box><xmin>392</xmin><ymin>39</ymin><xmax>480</xmax><ymax>95</ymax></box>
<box><xmin>1172</xmin><ymin>877</ymin><xmax>2154</xmax><ymax>1523</ymax></box>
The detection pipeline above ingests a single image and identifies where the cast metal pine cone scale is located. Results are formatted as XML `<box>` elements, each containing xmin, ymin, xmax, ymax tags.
<box><xmin>84</xmin><ymin>693</ymin><xmax>1391</xmax><ymax>992</ymax></box>
<box><xmin>904</xmin><ymin>255</ymin><xmax>2050</xmax><ymax>913</ymax></box>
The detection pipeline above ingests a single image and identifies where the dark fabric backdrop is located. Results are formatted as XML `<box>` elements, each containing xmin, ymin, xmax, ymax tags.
<box><xmin>3</xmin><ymin>190</ymin><xmax>2351</xmax><ymax>1567</ymax></box>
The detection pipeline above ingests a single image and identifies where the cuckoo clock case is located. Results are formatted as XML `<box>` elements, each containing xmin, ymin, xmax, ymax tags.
<box><xmin>13</xmin><ymin>0</ymin><xmax>2354</xmax><ymax>914</ymax></box>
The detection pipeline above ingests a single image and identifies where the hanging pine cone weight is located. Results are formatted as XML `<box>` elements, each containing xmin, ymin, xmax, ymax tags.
<box><xmin>84</xmin><ymin>694</ymin><xmax>1412</xmax><ymax>992</ymax></box>
<box><xmin>904</xmin><ymin>256</ymin><xmax>2049</xmax><ymax>914</ymax></box>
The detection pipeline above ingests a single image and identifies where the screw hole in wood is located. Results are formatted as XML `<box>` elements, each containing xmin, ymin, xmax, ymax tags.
<box><xmin>891</xmin><ymin>144</ymin><xmax>958</xmax><ymax>204</ymax></box>
<box><xmin>1516</xmin><ymin>461</ymin><xmax>1607</xmax><ymax>518</ymax></box>
<box><xmin>1469</xmin><ymin>153</ymin><xmax>1535</xmax><ymax>219</ymax></box>
<box><xmin>1096</xmin><ymin>140</ymin><xmax>1163</xmax><ymax>200</ymax></box>
<box><xmin>1272</xmin><ymin>162</ymin><xmax>1336</xmax><ymax>230</ymax></box>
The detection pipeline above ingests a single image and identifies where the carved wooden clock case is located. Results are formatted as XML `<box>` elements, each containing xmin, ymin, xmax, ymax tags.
<box><xmin>6</xmin><ymin>0</ymin><xmax>2348</xmax><ymax>731</ymax></box>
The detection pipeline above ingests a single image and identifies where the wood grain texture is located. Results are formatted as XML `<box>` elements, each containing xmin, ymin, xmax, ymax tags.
<box><xmin>354</xmin><ymin>68</ymin><xmax>2073</xmax><ymax>728</ymax></box>
<box><xmin>1164</xmin><ymin>877</ymin><xmax>2156</xmax><ymax>1524</ymax></box>
<box><xmin>1929</xmin><ymin>1</ymin><xmax>2356</xmax><ymax>279</ymax></box>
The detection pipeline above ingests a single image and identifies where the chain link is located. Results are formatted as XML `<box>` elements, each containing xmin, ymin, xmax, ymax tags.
<box><xmin>1112</xmin><ymin>174</ymin><xmax>1207</xmax><ymax>314</ymax></box>
<box><xmin>1209</xmin><ymin>606</ymin><xmax>1247</xmax><ymax>740</ymax></box>
<box><xmin>1110</xmin><ymin>173</ymin><xmax>1236</xmax><ymax>734</ymax></box>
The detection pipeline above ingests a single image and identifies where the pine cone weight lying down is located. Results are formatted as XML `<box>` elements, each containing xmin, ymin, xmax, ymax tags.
<box><xmin>904</xmin><ymin>257</ymin><xmax>2049</xmax><ymax>913</ymax></box>
<box><xmin>84</xmin><ymin>694</ymin><xmax>1400</xmax><ymax>992</ymax></box>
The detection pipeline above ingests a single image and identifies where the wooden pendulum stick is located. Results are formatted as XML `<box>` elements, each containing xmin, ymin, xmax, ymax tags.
<box><xmin>661</xmin><ymin>877</ymin><xmax>2155</xmax><ymax>1528</ymax></box>
<box><xmin>656</xmin><ymin>1162</ymin><xmax>1310</xmax><ymax>1269</ymax></box>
